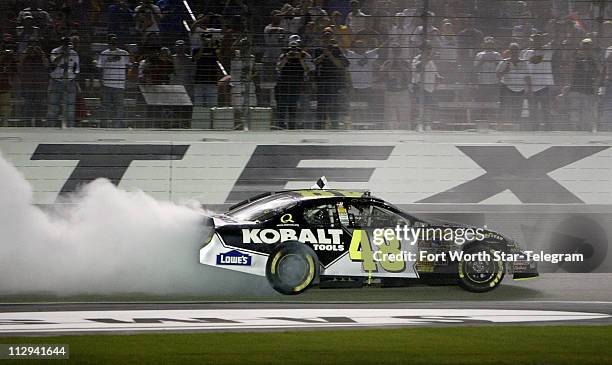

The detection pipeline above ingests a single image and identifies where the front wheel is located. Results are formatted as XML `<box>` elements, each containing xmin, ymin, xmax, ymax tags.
<box><xmin>266</xmin><ymin>242</ymin><xmax>319</xmax><ymax>295</ymax></box>
<box><xmin>457</xmin><ymin>245</ymin><xmax>505</xmax><ymax>293</ymax></box>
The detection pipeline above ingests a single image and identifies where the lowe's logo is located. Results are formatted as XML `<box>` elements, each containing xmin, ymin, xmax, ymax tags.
<box><xmin>216</xmin><ymin>250</ymin><xmax>252</xmax><ymax>266</ymax></box>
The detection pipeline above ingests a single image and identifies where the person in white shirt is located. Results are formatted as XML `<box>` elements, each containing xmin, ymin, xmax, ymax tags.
<box><xmin>134</xmin><ymin>0</ymin><xmax>162</xmax><ymax>41</ymax></box>
<box><xmin>47</xmin><ymin>36</ymin><xmax>80</xmax><ymax>127</ymax></box>
<box><xmin>381</xmin><ymin>43</ymin><xmax>412</xmax><ymax>130</ymax></box>
<box><xmin>412</xmin><ymin>42</ymin><xmax>443</xmax><ymax>131</ymax></box>
<box><xmin>96</xmin><ymin>34</ymin><xmax>131</xmax><ymax>127</ymax></box>
<box><xmin>230</xmin><ymin>38</ymin><xmax>257</xmax><ymax>114</ymax></box>
<box><xmin>347</xmin><ymin>0</ymin><xmax>370</xmax><ymax>35</ymax></box>
<box><xmin>522</xmin><ymin>33</ymin><xmax>555</xmax><ymax>130</ymax></box>
<box><xmin>389</xmin><ymin>12</ymin><xmax>415</xmax><ymax>59</ymax></box>
<box><xmin>171</xmin><ymin>40</ymin><xmax>195</xmax><ymax>98</ymax></box>
<box><xmin>496</xmin><ymin>43</ymin><xmax>531</xmax><ymax>125</ymax></box>
<box><xmin>346</xmin><ymin>39</ymin><xmax>379</xmax><ymax>126</ymax></box>
<box><xmin>474</xmin><ymin>37</ymin><xmax>502</xmax><ymax>123</ymax></box>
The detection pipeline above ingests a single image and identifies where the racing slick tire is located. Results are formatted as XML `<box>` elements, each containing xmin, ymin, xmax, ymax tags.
<box><xmin>266</xmin><ymin>241</ymin><xmax>319</xmax><ymax>295</ymax></box>
<box><xmin>457</xmin><ymin>244</ymin><xmax>505</xmax><ymax>293</ymax></box>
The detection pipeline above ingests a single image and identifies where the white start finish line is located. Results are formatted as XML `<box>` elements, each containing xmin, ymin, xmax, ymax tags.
<box><xmin>0</xmin><ymin>309</ymin><xmax>609</xmax><ymax>334</ymax></box>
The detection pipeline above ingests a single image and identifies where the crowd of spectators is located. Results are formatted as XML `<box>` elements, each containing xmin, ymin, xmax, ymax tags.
<box><xmin>0</xmin><ymin>0</ymin><xmax>611</xmax><ymax>131</ymax></box>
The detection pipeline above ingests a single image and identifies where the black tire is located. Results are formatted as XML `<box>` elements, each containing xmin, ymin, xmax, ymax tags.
<box><xmin>457</xmin><ymin>244</ymin><xmax>505</xmax><ymax>293</ymax></box>
<box><xmin>266</xmin><ymin>242</ymin><xmax>319</xmax><ymax>295</ymax></box>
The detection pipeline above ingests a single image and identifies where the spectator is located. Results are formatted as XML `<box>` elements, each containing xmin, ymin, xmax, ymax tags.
<box><xmin>601</xmin><ymin>39</ymin><xmax>612</xmax><ymax>129</ymax></box>
<box><xmin>0</xmin><ymin>48</ymin><xmax>17</xmax><ymax>126</ymax></box>
<box><xmin>19</xmin><ymin>41</ymin><xmax>48</xmax><ymax>125</ymax></box>
<box><xmin>522</xmin><ymin>33</ymin><xmax>554</xmax><ymax>130</ymax></box>
<box><xmin>278</xmin><ymin>6</ymin><xmax>302</xmax><ymax>35</ymax></box>
<box><xmin>331</xmin><ymin>11</ymin><xmax>351</xmax><ymax>50</ymax></box>
<box><xmin>70</xmin><ymin>35</ymin><xmax>94</xmax><ymax>98</ymax></box>
<box><xmin>347</xmin><ymin>0</ymin><xmax>370</xmax><ymax>35</ymax></box>
<box><xmin>389</xmin><ymin>12</ymin><xmax>415</xmax><ymax>59</ymax></box>
<box><xmin>381</xmin><ymin>43</ymin><xmax>412</xmax><ymax>129</ymax></box>
<box><xmin>54</xmin><ymin>4</ymin><xmax>80</xmax><ymax>41</ymax></box>
<box><xmin>17</xmin><ymin>1</ymin><xmax>52</xmax><ymax>31</ymax></box>
<box><xmin>457</xmin><ymin>16</ymin><xmax>484</xmax><ymax>87</ymax></box>
<box><xmin>354</xmin><ymin>15</ymin><xmax>382</xmax><ymax>50</ymax></box>
<box><xmin>346</xmin><ymin>39</ymin><xmax>379</xmax><ymax>126</ymax></box>
<box><xmin>370</xmin><ymin>0</ymin><xmax>393</xmax><ymax>37</ymax></box>
<box><xmin>157</xmin><ymin>0</ymin><xmax>184</xmax><ymax>45</ymax></box>
<box><xmin>171</xmin><ymin>40</ymin><xmax>195</xmax><ymax>98</ymax></box>
<box><xmin>308</xmin><ymin>0</ymin><xmax>328</xmax><ymax>17</ymax></box>
<box><xmin>474</xmin><ymin>36</ymin><xmax>502</xmax><ymax>126</ymax></box>
<box><xmin>496</xmin><ymin>42</ymin><xmax>530</xmax><ymax>127</ymax></box>
<box><xmin>512</xmin><ymin>15</ymin><xmax>537</xmax><ymax>46</ymax></box>
<box><xmin>261</xmin><ymin>15</ymin><xmax>286</xmax><ymax>106</ymax></box>
<box><xmin>568</xmin><ymin>38</ymin><xmax>601</xmax><ymax>132</ymax></box>
<box><xmin>189</xmin><ymin>15</ymin><xmax>222</xmax><ymax>54</ymax></box>
<box><xmin>193</xmin><ymin>33</ymin><xmax>222</xmax><ymax>107</ymax></box>
<box><xmin>135</xmin><ymin>0</ymin><xmax>162</xmax><ymax>45</ymax></box>
<box><xmin>15</xmin><ymin>14</ymin><xmax>40</xmax><ymax>54</ymax></box>
<box><xmin>438</xmin><ymin>20</ymin><xmax>458</xmax><ymax>80</ymax></box>
<box><xmin>276</xmin><ymin>40</ymin><xmax>310</xmax><ymax>129</ymax></box>
<box><xmin>47</xmin><ymin>37</ymin><xmax>80</xmax><ymax>127</ymax></box>
<box><xmin>230</xmin><ymin>37</ymin><xmax>257</xmax><ymax>114</ymax></box>
<box><xmin>412</xmin><ymin>42</ymin><xmax>443</xmax><ymax>131</ymax></box>
<box><xmin>411</xmin><ymin>12</ymin><xmax>442</xmax><ymax>52</ymax></box>
<box><xmin>313</xmin><ymin>31</ymin><xmax>349</xmax><ymax>129</ymax></box>
<box><xmin>106</xmin><ymin>0</ymin><xmax>134</xmax><ymax>44</ymax></box>
<box><xmin>138</xmin><ymin>47</ymin><xmax>174</xmax><ymax>84</ymax></box>
<box><xmin>97</xmin><ymin>34</ymin><xmax>131</xmax><ymax>128</ymax></box>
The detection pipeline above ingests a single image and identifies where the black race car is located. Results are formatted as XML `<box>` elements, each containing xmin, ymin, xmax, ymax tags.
<box><xmin>200</xmin><ymin>189</ymin><xmax>538</xmax><ymax>295</ymax></box>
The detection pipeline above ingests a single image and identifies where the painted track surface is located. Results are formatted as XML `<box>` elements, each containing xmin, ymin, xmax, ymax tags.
<box><xmin>0</xmin><ymin>274</ymin><xmax>611</xmax><ymax>335</ymax></box>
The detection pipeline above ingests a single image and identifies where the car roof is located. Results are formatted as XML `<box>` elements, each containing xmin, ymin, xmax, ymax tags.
<box><xmin>228</xmin><ymin>189</ymin><xmax>385</xmax><ymax>211</ymax></box>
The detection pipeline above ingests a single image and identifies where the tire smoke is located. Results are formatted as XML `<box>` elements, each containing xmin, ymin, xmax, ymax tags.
<box><xmin>0</xmin><ymin>152</ymin><xmax>272</xmax><ymax>296</ymax></box>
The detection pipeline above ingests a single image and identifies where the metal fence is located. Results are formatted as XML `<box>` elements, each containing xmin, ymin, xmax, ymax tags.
<box><xmin>1</xmin><ymin>0</ymin><xmax>612</xmax><ymax>131</ymax></box>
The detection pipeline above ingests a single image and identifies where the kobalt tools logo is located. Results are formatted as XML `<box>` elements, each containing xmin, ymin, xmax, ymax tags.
<box><xmin>242</xmin><ymin>228</ymin><xmax>344</xmax><ymax>249</ymax></box>
<box><xmin>216</xmin><ymin>250</ymin><xmax>252</xmax><ymax>266</ymax></box>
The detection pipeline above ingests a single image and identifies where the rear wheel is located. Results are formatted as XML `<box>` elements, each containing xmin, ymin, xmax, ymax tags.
<box><xmin>266</xmin><ymin>242</ymin><xmax>318</xmax><ymax>295</ymax></box>
<box><xmin>457</xmin><ymin>245</ymin><xmax>505</xmax><ymax>293</ymax></box>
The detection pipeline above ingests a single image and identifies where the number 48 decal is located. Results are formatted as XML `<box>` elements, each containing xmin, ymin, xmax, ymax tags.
<box><xmin>348</xmin><ymin>229</ymin><xmax>405</xmax><ymax>272</ymax></box>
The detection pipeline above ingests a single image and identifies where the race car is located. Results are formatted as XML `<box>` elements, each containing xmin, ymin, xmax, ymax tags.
<box><xmin>200</xmin><ymin>189</ymin><xmax>538</xmax><ymax>295</ymax></box>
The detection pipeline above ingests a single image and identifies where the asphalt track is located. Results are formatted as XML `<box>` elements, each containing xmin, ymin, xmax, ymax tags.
<box><xmin>0</xmin><ymin>273</ymin><xmax>611</xmax><ymax>336</ymax></box>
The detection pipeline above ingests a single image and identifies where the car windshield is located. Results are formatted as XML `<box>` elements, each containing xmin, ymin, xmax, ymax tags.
<box><xmin>228</xmin><ymin>194</ymin><xmax>298</xmax><ymax>221</ymax></box>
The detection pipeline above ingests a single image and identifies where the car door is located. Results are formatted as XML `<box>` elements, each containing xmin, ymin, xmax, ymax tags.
<box><xmin>321</xmin><ymin>199</ymin><xmax>420</xmax><ymax>278</ymax></box>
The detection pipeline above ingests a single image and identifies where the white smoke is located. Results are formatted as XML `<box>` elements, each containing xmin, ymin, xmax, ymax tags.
<box><xmin>0</xmin><ymin>152</ymin><xmax>272</xmax><ymax>296</ymax></box>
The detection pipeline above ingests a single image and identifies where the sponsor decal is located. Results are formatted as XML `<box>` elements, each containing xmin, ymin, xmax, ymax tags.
<box><xmin>242</xmin><ymin>228</ymin><xmax>343</xmax><ymax>245</ymax></box>
<box><xmin>216</xmin><ymin>250</ymin><xmax>252</xmax><ymax>266</ymax></box>
<box><xmin>312</xmin><ymin>243</ymin><xmax>345</xmax><ymax>252</ymax></box>
<box><xmin>280</xmin><ymin>214</ymin><xmax>294</xmax><ymax>224</ymax></box>
<box><xmin>337</xmin><ymin>202</ymin><xmax>349</xmax><ymax>225</ymax></box>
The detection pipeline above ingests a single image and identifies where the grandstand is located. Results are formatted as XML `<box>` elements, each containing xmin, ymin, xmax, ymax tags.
<box><xmin>0</xmin><ymin>0</ymin><xmax>611</xmax><ymax>131</ymax></box>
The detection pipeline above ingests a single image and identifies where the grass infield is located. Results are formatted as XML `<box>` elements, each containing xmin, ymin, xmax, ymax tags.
<box><xmin>1</xmin><ymin>325</ymin><xmax>611</xmax><ymax>364</ymax></box>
